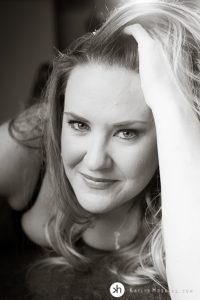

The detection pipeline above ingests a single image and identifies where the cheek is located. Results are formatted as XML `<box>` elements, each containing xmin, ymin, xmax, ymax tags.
<box><xmin>61</xmin><ymin>126</ymin><xmax>87</xmax><ymax>169</ymax></box>
<box><xmin>116</xmin><ymin>135</ymin><xmax>158</xmax><ymax>180</ymax></box>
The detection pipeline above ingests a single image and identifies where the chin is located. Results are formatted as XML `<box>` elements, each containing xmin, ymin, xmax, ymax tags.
<box><xmin>76</xmin><ymin>195</ymin><xmax>116</xmax><ymax>214</ymax></box>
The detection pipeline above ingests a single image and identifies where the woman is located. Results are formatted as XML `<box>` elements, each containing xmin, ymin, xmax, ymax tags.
<box><xmin>1</xmin><ymin>0</ymin><xmax>200</xmax><ymax>299</ymax></box>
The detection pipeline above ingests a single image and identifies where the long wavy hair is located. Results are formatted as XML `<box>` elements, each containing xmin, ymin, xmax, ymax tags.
<box><xmin>42</xmin><ymin>0</ymin><xmax>200</xmax><ymax>291</ymax></box>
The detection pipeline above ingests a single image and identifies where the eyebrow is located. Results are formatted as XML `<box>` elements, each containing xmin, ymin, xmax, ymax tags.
<box><xmin>64</xmin><ymin>112</ymin><xmax>153</xmax><ymax>126</ymax></box>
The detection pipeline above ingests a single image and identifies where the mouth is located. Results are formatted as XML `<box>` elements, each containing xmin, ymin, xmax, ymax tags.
<box><xmin>80</xmin><ymin>172</ymin><xmax>119</xmax><ymax>189</ymax></box>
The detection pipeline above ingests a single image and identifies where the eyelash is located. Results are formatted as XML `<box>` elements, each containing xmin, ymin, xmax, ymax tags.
<box><xmin>68</xmin><ymin>120</ymin><xmax>89</xmax><ymax>131</ymax></box>
<box><xmin>67</xmin><ymin>120</ymin><xmax>139</xmax><ymax>140</ymax></box>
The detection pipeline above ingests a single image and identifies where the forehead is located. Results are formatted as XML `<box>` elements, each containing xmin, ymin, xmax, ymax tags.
<box><xmin>64</xmin><ymin>63</ymin><xmax>152</xmax><ymax>122</ymax></box>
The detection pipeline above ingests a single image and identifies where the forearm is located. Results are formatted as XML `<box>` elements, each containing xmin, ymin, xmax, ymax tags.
<box><xmin>152</xmin><ymin>98</ymin><xmax>200</xmax><ymax>299</ymax></box>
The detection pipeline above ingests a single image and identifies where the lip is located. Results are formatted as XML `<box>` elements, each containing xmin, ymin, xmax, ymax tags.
<box><xmin>80</xmin><ymin>172</ymin><xmax>118</xmax><ymax>182</ymax></box>
<box><xmin>80</xmin><ymin>172</ymin><xmax>118</xmax><ymax>189</ymax></box>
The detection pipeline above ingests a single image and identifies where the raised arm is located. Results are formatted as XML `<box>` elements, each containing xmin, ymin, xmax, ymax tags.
<box><xmin>125</xmin><ymin>24</ymin><xmax>200</xmax><ymax>299</ymax></box>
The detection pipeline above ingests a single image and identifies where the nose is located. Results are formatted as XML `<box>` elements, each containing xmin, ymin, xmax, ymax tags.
<box><xmin>83</xmin><ymin>137</ymin><xmax>113</xmax><ymax>171</ymax></box>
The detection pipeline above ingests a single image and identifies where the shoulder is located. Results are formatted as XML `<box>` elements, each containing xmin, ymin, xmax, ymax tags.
<box><xmin>0</xmin><ymin>103</ymin><xmax>47</xmax><ymax>210</ymax></box>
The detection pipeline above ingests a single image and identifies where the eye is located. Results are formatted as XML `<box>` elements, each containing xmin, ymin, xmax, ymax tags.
<box><xmin>67</xmin><ymin>120</ymin><xmax>90</xmax><ymax>132</ymax></box>
<box><xmin>115</xmin><ymin>129</ymin><xmax>138</xmax><ymax>140</ymax></box>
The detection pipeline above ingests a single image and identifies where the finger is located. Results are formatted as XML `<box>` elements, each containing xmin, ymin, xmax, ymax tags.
<box><xmin>124</xmin><ymin>24</ymin><xmax>153</xmax><ymax>45</ymax></box>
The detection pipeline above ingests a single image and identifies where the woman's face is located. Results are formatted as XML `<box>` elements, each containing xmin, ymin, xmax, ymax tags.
<box><xmin>61</xmin><ymin>63</ymin><xmax>158</xmax><ymax>214</ymax></box>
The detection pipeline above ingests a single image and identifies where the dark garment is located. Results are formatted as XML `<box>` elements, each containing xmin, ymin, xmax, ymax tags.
<box><xmin>0</xmin><ymin>205</ymin><xmax>41</xmax><ymax>299</ymax></box>
<box><xmin>0</xmin><ymin>234</ymin><xmax>171</xmax><ymax>300</ymax></box>
<box><xmin>0</xmin><ymin>200</ymin><xmax>171</xmax><ymax>300</ymax></box>
<box><xmin>27</xmin><ymin>239</ymin><xmax>171</xmax><ymax>300</ymax></box>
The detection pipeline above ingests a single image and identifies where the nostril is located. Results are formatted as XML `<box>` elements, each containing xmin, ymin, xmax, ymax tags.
<box><xmin>84</xmin><ymin>148</ymin><xmax>112</xmax><ymax>171</ymax></box>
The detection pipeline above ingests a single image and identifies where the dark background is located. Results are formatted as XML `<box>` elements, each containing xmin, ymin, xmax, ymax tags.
<box><xmin>0</xmin><ymin>0</ymin><xmax>119</xmax><ymax>124</ymax></box>
<box><xmin>0</xmin><ymin>2</ymin><xmax>121</xmax><ymax>298</ymax></box>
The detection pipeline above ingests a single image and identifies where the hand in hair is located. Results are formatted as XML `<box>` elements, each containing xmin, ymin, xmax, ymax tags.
<box><xmin>125</xmin><ymin>23</ymin><xmax>200</xmax><ymax>300</ymax></box>
<box><xmin>124</xmin><ymin>24</ymin><xmax>185</xmax><ymax>111</ymax></box>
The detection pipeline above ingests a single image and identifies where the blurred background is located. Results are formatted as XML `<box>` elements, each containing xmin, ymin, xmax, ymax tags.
<box><xmin>0</xmin><ymin>2</ymin><xmax>124</xmax><ymax>296</ymax></box>
<box><xmin>1</xmin><ymin>0</ymin><xmax>200</xmax><ymax>124</ymax></box>
<box><xmin>0</xmin><ymin>0</ymin><xmax>122</xmax><ymax>124</ymax></box>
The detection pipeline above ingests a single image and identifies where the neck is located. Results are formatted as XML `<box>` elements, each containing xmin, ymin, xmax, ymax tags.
<box><xmin>82</xmin><ymin>196</ymin><xmax>143</xmax><ymax>251</ymax></box>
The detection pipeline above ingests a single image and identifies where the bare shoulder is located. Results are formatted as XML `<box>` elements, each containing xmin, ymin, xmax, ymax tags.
<box><xmin>0</xmin><ymin>104</ymin><xmax>47</xmax><ymax>210</ymax></box>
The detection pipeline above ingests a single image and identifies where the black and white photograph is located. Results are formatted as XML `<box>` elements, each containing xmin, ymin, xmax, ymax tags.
<box><xmin>0</xmin><ymin>0</ymin><xmax>200</xmax><ymax>299</ymax></box>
